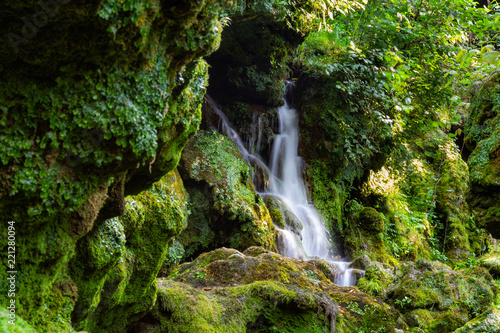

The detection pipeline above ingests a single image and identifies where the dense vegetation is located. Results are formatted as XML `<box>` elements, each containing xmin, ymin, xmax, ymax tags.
<box><xmin>0</xmin><ymin>0</ymin><xmax>499</xmax><ymax>332</ymax></box>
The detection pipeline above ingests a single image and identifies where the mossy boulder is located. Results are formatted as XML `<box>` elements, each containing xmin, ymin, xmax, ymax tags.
<box><xmin>359</xmin><ymin>207</ymin><xmax>385</xmax><ymax>233</ymax></box>
<box><xmin>343</xmin><ymin>201</ymin><xmax>395</xmax><ymax>264</ymax></box>
<box><xmin>465</xmin><ymin>71</ymin><xmax>500</xmax><ymax>238</ymax></box>
<box><xmin>350</xmin><ymin>255</ymin><xmax>372</xmax><ymax>270</ymax></box>
<box><xmin>357</xmin><ymin>261</ymin><xmax>396</xmax><ymax>298</ymax></box>
<box><xmin>264</xmin><ymin>195</ymin><xmax>303</xmax><ymax>234</ymax></box>
<box><xmin>69</xmin><ymin>168</ymin><xmax>190</xmax><ymax>332</ymax></box>
<box><xmin>479</xmin><ymin>253</ymin><xmax>500</xmax><ymax>277</ymax></box>
<box><xmin>386</xmin><ymin>260</ymin><xmax>497</xmax><ymax>333</ymax></box>
<box><xmin>178</xmin><ymin>131</ymin><xmax>276</xmax><ymax>260</ymax></box>
<box><xmin>453</xmin><ymin>309</ymin><xmax>500</xmax><ymax>333</ymax></box>
<box><xmin>131</xmin><ymin>246</ymin><xmax>402</xmax><ymax>332</ymax></box>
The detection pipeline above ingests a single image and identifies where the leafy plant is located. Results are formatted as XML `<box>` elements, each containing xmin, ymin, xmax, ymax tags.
<box><xmin>394</xmin><ymin>296</ymin><xmax>412</xmax><ymax>309</ymax></box>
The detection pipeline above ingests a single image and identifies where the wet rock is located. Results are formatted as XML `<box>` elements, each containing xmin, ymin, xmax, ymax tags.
<box><xmin>264</xmin><ymin>195</ymin><xmax>303</xmax><ymax>234</ymax></box>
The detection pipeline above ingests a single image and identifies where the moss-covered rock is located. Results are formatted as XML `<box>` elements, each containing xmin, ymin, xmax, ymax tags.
<box><xmin>178</xmin><ymin>131</ymin><xmax>276</xmax><ymax>259</ymax></box>
<box><xmin>0</xmin><ymin>1</ymin><xmax>222</xmax><ymax>331</ymax></box>
<box><xmin>453</xmin><ymin>309</ymin><xmax>500</xmax><ymax>333</ymax></box>
<box><xmin>132</xmin><ymin>246</ymin><xmax>401</xmax><ymax>333</ymax></box>
<box><xmin>386</xmin><ymin>260</ymin><xmax>497</xmax><ymax>333</ymax></box>
<box><xmin>357</xmin><ymin>261</ymin><xmax>396</xmax><ymax>299</ymax></box>
<box><xmin>479</xmin><ymin>253</ymin><xmax>500</xmax><ymax>278</ymax></box>
<box><xmin>359</xmin><ymin>127</ymin><xmax>486</xmax><ymax>263</ymax></box>
<box><xmin>264</xmin><ymin>195</ymin><xmax>303</xmax><ymax>234</ymax></box>
<box><xmin>342</xmin><ymin>201</ymin><xmax>395</xmax><ymax>264</ymax></box>
<box><xmin>430</xmin><ymin>132</ymin><xmax>477</xmax><ymax>257</ymax></box>
<box><xmin>69</xmin><ymin>168</ymin><xmax>190</xmax><ymax>332</ymax></box>
<box><xmin>465</xmin><ymin>71</ymin><xmax>500</xmax><ymax>238</ymax></box>
<box><xmin>350</xmin><ymin>255</ymin><xmax>372</xmax><ymax>270</ymax></box>
<box><xmin>359</xmin><ymin>207</ymin><xmax>385</xmax><ymax>233</ymax></box>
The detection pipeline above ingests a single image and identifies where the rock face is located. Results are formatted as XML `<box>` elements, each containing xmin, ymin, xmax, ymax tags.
<box><xmin>131</xmin><ymin>247</ymin><xmax>402</xmax><ymax>333</ymax></box>
<box><xmin>70</xmin><ymin>169</ymin><xmax>190</xmax><ymax>332</ymax></box>
<box><xmin>177</xmin><ymin>130</ymin><xmax>276</xmax><ymax>259</ymax></box>
<box><xmin>465</xmin><ymin>71</ymin><xmax>500</xmax><ymax>238</ymax></box>
<box><xmin>0</xmin><ymin>1</ymin><xmax>221</xmax><ymax>331</ymax></box>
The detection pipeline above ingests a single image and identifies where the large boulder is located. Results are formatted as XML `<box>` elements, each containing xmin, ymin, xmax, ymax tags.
<box><xmin>479</xmin><ymin>252</ymin><xmax>500</xmax><ymax>277</ymax></box>
<box><xmin>453</xmin><ymin>309</ymin><xmax>500</xmax><ymax>333</ymax></box>
<box><xmin>386</xmin><ymin>260</ymin><xmax>497</xmax><ymax>333</ymax></box>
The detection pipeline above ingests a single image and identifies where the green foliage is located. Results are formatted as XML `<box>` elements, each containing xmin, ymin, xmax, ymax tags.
<box><xmin>1</xmin><ymin>53</ymin><xmax>176</xmax><ymax>217</ymax></box>
<box><xmin>227</xmin><ymin>0</ymin><xmax>367</xmax><ymax>32</ymax></box>
<box><xmin>346</xmin><ymin>301</ymin><xmax>365</xmax><ymax>315</ymax></box>
<box><xmin>98</xmin><ymin>0</ymin><xmax>157</xmax><ymax>35</ymax></box>
<box><xmin>164</xmin><ymin>240</ymin><xmax>186</xmax><ymax>267</ymax></box>
<box><xmin>304</xmin><ymin>269</ymin><xmax>320</xmax><ymax>281</ymax></box>
<box><xmin>394</xmin><ymin>296</ymin><xmax>413</xmax><ymax>310</ymax></box>
<box><xmin>298</xmin><ymin>0</ymin><xmax>499</xmax><ymax>144</ymax></box>
<box><xmin>454</xmin><ymin>253</ymin><xmax>480</xmax><ymax>270</ymax></box>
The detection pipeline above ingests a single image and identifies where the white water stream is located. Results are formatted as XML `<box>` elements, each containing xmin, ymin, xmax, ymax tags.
<box><xmin>206</xmin><ymin>84</ymin><xmax>358</xmax><ymax>286</ymax></box>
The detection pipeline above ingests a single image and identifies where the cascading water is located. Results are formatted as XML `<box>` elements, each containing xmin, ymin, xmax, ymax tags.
<box><xmin>267</xmin><ymin>98</ymin><xmax>332</xmax><ymax>260</ymax></box>
<box><xmin>206</xmin><ymin>83</ymin><xmax>361</xmax><ymax>287</ymax></box>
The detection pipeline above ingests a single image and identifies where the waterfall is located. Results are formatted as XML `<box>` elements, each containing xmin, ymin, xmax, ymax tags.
<box><xmin>205</xmin><ymin>83</ymin><xmax>360</xmax><ymax>287</ymax></box>
<box><xmin>267</xmin><ymin>99</ymin><xmax>332</xmax><ymax>260</ymax></box>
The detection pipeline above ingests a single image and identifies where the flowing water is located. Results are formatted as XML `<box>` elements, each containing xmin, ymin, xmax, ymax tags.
<box><xmin>206</xmin><ymin>84</ymin><xmax>360</xmax><ymax>286</ymax></box>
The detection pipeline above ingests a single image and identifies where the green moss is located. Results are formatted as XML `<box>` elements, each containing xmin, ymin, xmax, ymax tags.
<box><xmin>359</xmin><ymin>207</ymin><xmax>385</xmax><ymax>233</ymax></box>
<box><xmin>357</xmin><ymin>263</ymin><xmax>395</xmax><ymax>298</ymax></box>
<box><xmin>0</xmin><ymin>307</ymin><xmax>37</xmax><ymax>333</ymax></box>
<box><xmin>152</xmin><ymin>279</ymin><xmax>331</xmax><ymax>333</ymax></box>
<box><xmin>465</xmin><ymin>71</ymin><xmax>500</xmax><ymax>238</ymax></box>
<box><xmin>178</xmin><ymin>131</ymin><xmax>276</xmax><ymax>259</ymax></box>
<box><xmin>132</xmin><ymin>246</ymin><xmax>400</xmax><ymax>332</ymax></box>
<box><xmin>386</xmin><ymin>261</ymin><xmax>497</xmax><ymax>332</ymax></box>
<box><xmin>0</xmin><ymin>0</ymin><xmax>221</xmax><ymax>330</ymax></box>
<box><xmin>264</xmin><ymin>196</ymin><xmax>303</xmax><ymax>233</ymax></box>
<box><xmin>68</xmin><ymin>169</ymin><xmax>189</xmax><ymax>332</ymax></box>
<box><xmin>480</xmin><ymin>253</ymin><xmax>500</xmax><ymax>277</ymax></box>
<box><xmin>453</xmin><ymin>309</ymin><xmax>500</xmax><ymax>333</ymax></box>
<box><xmin>357</xmin><ymin>126</ymin><xmax>485</xmax><ymax>263</ymax></box>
